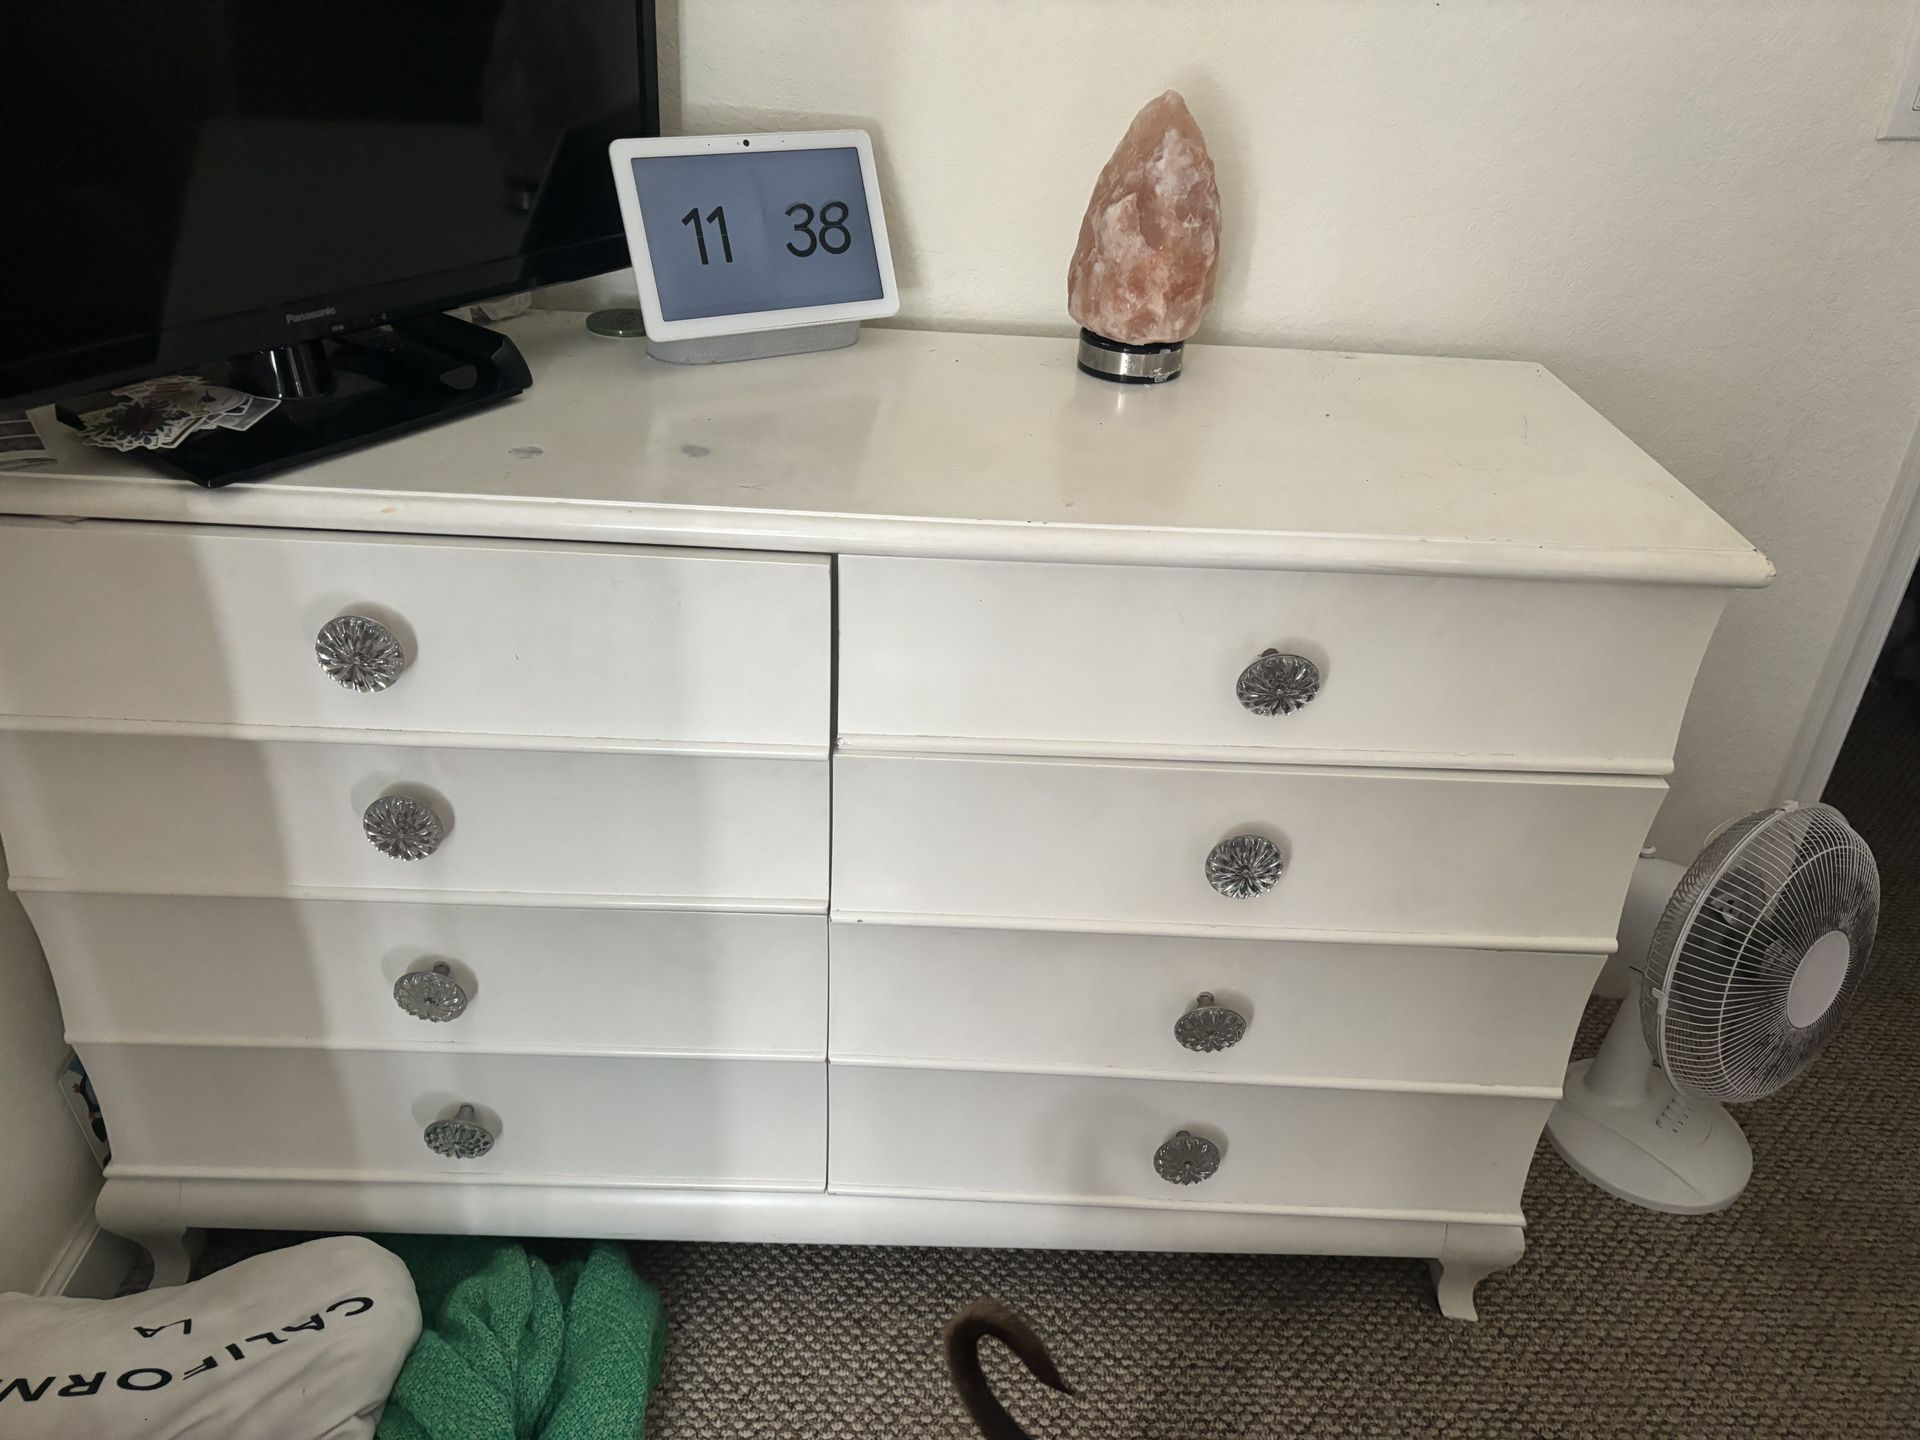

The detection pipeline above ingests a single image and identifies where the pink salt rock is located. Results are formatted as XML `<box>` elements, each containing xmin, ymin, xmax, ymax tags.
<box><xmin>1067</xmin><ymin>90</ymin><xmax>1222</xmax><ymax>346</ymax></box>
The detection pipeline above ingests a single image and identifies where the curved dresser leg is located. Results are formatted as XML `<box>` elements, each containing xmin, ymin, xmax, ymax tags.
<box><xmin>96</xmin><ymin>1180</ymin><xmax>199</xmax><ymax>1289</ymax></box>
<box><xmin>136</xmin><ymin>1228</ymin><xmax>199</xmax><ymax>1289</ymax></box>
<box><xmin>1428</xmin><ymin>1224</ymin><xmax>1525</xmax><ymax>1322</ymax></box>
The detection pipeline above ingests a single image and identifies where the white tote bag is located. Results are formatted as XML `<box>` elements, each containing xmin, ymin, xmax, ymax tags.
<box><xmin>0</xmin><ymin>1236</ymin><xmax>420</xmax><ymax>1440</ymax></box>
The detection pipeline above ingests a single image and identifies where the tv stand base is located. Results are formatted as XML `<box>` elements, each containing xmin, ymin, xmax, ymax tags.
<box><xmin>55</xmin><ymin>311</ymin><xmax>530</xmax><ymax>488</ymax></box>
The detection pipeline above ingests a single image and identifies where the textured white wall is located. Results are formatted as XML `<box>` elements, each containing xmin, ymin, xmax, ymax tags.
<box><xmin>572</xmin><ymin>0</ymin><xmax>1920</xmax><ymax>851</ymax></box>
<box><xmin>0</xmin><ymin>835</ymin><xmax>99</xmax><ymax>1293</ymax></box>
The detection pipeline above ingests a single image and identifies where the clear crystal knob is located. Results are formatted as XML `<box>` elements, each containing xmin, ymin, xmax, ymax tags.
<box><xmin>1236</xmin><ymin>650</ymin><xmax>1320</xmax><ymax>717</ymax></box>
<box><xmin>394</xmin><ymin>961</ymin><xmax>468</xmax><ymax>1022</ymax></box>
<box><xmin>423</xmin><ymin>1104</ymin><xmax>493</xmax><ymax>1160</ymax></box>
<box><xmin>1205</xmin><ymin>834</ymin><xmax>1284</xmax><ymax>899</ymax></box>
<box><xmin>363</xmin><ymin>795</ymin><xmax>444</xmax><ymax>861</ymax></box>
<box><xmin>1175</xmin><ymin>992</ymin><xmax>1247</xmax><ymax>1052</ymax></box>
<box><xmin>315</xmin><ymin>615</ymin><xmax>406</xmax><ymax>693</ymax></box>
<box><xmin>1154</xmin><ymin>1129</ymin><xmax>1222</xmax><ymax>1186</ymax></box>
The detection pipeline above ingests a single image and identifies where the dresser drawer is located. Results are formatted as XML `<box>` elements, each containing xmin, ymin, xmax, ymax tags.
<box><xmin>31</xmin><ymin>892</ymin><xmax>825</xmax><ymax>1057</ymax></box>
<box><xmin>829</xmin><ymin>1066</ymin><xmax>1547</xmax><ymax>1220</ymax></box>
<box><xmin>829</xmin><ymin>922</ymin><xmax>1596</xmax><ymax>1090</ymax></box>
<box><xmin>839</xmin><ymin>557</ymin><xmax>1724</xmax><ymax>771</ymax></box>
<box><xmin>0</xmin><ymin>732</ymin><xmax>827</xmax><ymax>904</ymax></box>
<box><xmin>0</xmin><ymin>520</ymin><xmax>829</xmax><ymax>749</ymax></box>
<box><xmin>85</xmin><ymin>1045</ymin><xmax>825</xmax><ymax>1189</ymax></box>
<box><xmin>832</xmin><ymin>752</ymin><xmax>1661</xmax><ymax>945</ymax></box>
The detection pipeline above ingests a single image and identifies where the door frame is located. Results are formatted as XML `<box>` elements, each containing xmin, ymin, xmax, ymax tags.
<box><xmin>1779</xmin><ymin>415</ymin><xmax>1920</xmax><ymax>801</ymax></box>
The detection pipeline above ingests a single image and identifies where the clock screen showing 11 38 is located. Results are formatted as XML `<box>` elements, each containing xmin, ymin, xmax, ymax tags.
<box><xmin>629</xmin><ymin>146</ymin><xmax>884</xmax><ymax>321</ymax></box>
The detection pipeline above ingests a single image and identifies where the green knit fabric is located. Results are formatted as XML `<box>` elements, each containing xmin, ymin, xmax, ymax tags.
<box><xmin>373</xmin><ymin>1236</ymin><xmax>666</xmax><ymax>1440</ymax></box>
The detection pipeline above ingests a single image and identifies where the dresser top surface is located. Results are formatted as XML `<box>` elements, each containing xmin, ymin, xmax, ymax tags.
<box><xmin>5</xmin><ymin>313</ymin><xmax>1769</xmax><ymax>585</ymax></box>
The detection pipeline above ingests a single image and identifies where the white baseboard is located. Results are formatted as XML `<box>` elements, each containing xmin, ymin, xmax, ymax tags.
<box><xmin>37</xmin><ymin>1214</ymin><xmax>140</xmax><ymax>1299</ymax></box>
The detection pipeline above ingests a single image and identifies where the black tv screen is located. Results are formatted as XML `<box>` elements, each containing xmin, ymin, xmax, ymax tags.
<box><xmin>0</xmin><ymin>1</ymin><xmax>658</xmax><ymax>407</ymax></box>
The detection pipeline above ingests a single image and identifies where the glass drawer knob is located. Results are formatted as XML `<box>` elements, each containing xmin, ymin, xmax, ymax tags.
<box><xmin>394</xmin><ymin>961</ymin><xmax>468</xmax><ymax>1022</ymax></box>
<box><xmin>316</xmin><ymin>614</ymin><xmax>406</xmax><ymax>693</ymax></box>
<box><xmin>1205</xmin><ymin>834</ymin><xmax>1284</xmax><ymax>899</ymax></box>
<box><xmin>1154</xmin><ymin>1129</ymin><xmax>1222</xmax><ymax>1186</ymax></box>
<box><xmin>1175</xmin><ymin>992</ymin><xmax>1247</xmax><ymax>1053</ymax></box>
<box><xmin>363</xmin><ymin>794</ymin><xmax>444</xmax><ymax>861</ymax></box>
<box><xmin>1236</xmin><ymin>649</ymin><xmax>1320</xmax><ymax>717</ymax></box>
<box><xmin>423</xmin><ymin>1104</ymin><xmax>493</xmax><ymax>1160</ymax></box>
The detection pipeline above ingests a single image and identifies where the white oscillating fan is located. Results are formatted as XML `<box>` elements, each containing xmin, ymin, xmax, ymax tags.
<box><xmin>1547</xmin><ymin>802</ymin><xmax>1879</xmax><ymax>1213</ymax></box>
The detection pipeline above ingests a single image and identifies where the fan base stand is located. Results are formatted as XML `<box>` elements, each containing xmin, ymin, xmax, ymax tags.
<box><xmin>1546</xmin><ymin>1058</ymin><xmax>1753</xmax><ymax>1214</ymax></box>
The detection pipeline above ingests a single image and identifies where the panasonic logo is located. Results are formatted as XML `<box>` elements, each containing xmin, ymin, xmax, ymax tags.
<box><xmin>285</xmin><ymin>306</ymin><xmax>337</xmax><ymax>324</ymax></box>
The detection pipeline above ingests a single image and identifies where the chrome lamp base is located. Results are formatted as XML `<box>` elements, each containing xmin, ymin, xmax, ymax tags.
<box><xmin>1076</xmin><ymin>328</ymin><xmax>1184</xmax><ymax>384</ymax></box>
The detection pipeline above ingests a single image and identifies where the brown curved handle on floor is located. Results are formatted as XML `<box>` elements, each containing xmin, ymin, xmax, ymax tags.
<box><xmin>942</xmin><ymin>1298</ymin><xmax>1074</xmax><ymax>1440</ymax></box>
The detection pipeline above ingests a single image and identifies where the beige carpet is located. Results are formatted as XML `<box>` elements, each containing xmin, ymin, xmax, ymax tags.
<box><xmin>197</xmin><ymin>684</ymin><xmax>1920</xmax><ymax>1437</ymax></box>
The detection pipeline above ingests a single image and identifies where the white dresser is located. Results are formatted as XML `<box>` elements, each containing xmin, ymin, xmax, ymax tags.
<box><xmin>0</xmin><ymin>316</ymin><xmax>1769</xmax><ymax>1319</ymax></box>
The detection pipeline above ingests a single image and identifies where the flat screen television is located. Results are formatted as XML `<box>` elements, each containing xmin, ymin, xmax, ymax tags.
<box><xmin>1</xmin><ymin>1</ymin><xmax>659</xmax><ymax>484</ymax></box>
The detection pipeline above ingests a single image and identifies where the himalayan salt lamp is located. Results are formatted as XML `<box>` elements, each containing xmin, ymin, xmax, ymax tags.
<box><xmin>1067</xmin><ymin>89</ymin><xmax>1222</xmax><ymax>384</ymax></box>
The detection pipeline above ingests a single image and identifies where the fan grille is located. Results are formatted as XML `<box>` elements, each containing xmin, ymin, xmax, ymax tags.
<box><xmin>1640</xmin><ymin>803</ymin><xmax>1878</xmax><ymax>1103</ymax></box>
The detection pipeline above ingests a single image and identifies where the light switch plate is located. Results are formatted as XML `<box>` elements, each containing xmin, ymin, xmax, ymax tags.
<box><xmin>1880</xmin><ymin>21</ymin><xmax>1920</xmax><ymax>138</ymax></box>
